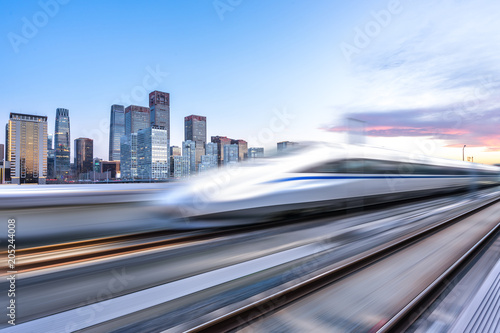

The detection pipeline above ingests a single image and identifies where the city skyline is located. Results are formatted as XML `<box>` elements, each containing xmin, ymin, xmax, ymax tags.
<box><xmin>2</xmin><ymin>1</ymin><xmax>500</xmax><ymax>163</ymax></box>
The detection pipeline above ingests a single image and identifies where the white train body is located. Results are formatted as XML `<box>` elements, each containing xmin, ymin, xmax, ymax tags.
<box><xmin>158</xmin><ymin>143</ymin><xmax>500</xmax><ymax>227</ymax></box>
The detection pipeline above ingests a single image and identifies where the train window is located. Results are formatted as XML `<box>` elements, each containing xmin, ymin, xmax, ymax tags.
<box><xmin>300</xmin><ymin>161</ymin><xmax>344</xmax><ymax>173</ymax></box>
<box><xmin>368</xmin><ymin>160</ymin><xmax>400</xmax><ymax>174</ymax></box>
<box><xmin>342</xmin><ymin>159</ymin><xmax>365</xmax><ymax>173</ymax></box>
<box><xmin>299</xmin><ymin>159</ymin><xmax>368</xmax><ymax>173</ymax></box>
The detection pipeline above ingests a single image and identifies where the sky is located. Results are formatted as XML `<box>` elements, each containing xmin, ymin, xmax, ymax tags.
<box><xmin>1</xmin><ymin>0</ymin><xmax>500</xmax><ymax>164</ymax></box>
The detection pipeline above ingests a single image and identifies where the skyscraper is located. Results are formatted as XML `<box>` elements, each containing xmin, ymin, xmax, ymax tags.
<box><xmin>54</xmin><ymin>108</ymin><xmax>71</xmax><ymax>179</ymax></box>
<box><xmin>122</xmin><ymin>105</ymin><xmax>149</xmax><ymax>180</ymax></box>
<box><xmin>224</xmin><ymin>144</ymin><xmax>239</xmax><ymax>166</ymax></box>
<box><xmin>47</xmin><ymin>134</ymin><xmax>55</xmax><ymax>179</ymax></box>
<box><xmin>7</xmin><ymin>113</ymin><xmax>48</xmax><ymax>184</ymax></box>
<box><xmin>211</xmin><ymin>136</ymin><xmax>232</xmax><ymax>165</ymax></box>
<box><xmin>185</xmin><ymin>115</ymin><xmax>207</xmax><ymax>171</ymax></box>
<box><xmin>74</xmin><ymin>138</ymin><xmax>93</xmax><ymax>175</ymax></box>
<box><xmin>137</xmin><ymin>126</ymin><xmax>169</xmax><ymax>180</ymax></box>
<box><xmin>182</xmin><ymin>140</ymin><xmax>196</xmax><ymax>174</ymax></box>
<box><xmin>149</xmin><ymin>91</ymin><xmax>170</xmax><ymax>139</ymax></box>
<box><xmin>184</xmin><ymin>115</ymin><xmax>206</xmax><ymax>143</ymax></box>
<box><xmin>231</xmin><ymin>139</ymin><xmax>248</xmax><ymax>161</ymax></box>
<box><xmin>120</xmin><ymin>133</ymin><xmax>138</xmax><ymax>179</ymax></box>
<box><xmin>109</xmin><ymin>104</ymin><xmax>125</xmax><ymax>161</ymax></box>
<box><xmin>5</xmin><ymin>124</ymin><xmax>9</xmax><ymax>162</ymax></box>
<box><xmin>125</xmin><ymin>105</ymin><xmax>150</xmax><ymax>136</ymax></box>
<box><xmin>0</xmin><ymin>144</ymin><xmax>4</xmax><ymax>162</ymax></box>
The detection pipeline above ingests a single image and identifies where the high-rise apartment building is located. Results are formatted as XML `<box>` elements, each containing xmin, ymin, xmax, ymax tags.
<box><xmin>184</xmin><ymin>115</ymin><xmax>206</xmax><ymax>170</ymax></box>
<box><xmin>7</xmin><ymin>113</ymin><xmax>48</xmax><ymax>184</ymax></box>
<box><xmin>149</xmin><ymin>91</ymin><xmax>170</xmax><ymax>139</ymax></box>
<box><xmin>54</xmin><ymin>108</ymin><xmax>70</xmax><ymax>178</ymax></box>
<box><xmin>137</xmin><ymin>126</ymin><xmax>169</xmax><ymax>180</ymax></box>
<box><xmin>224</xmin><ymin>144</ymin><xmax>239</xmax><ymax>166</ymax></box>
<box><xmin>211</xmin><ymin>136</ymin><xmax>232</xmax><ymax>165</ymax></box>
<box><xmin>125</xmin><ymin>105</ymin><xmax>150</xmax><ymax>136</ymax></box>
<box><xmin>74</xmin><ymin>138</ymin><xmax>93</xmax><ymax>175</ymax></box>
<box><xmin>109</xmin><ymin>104</ymin><xmax>125</xmax><ymax>161</ymax></box>
<box><xmin>248</xmin><ymin>147</ymin><xmax>264</xmax><ymax>158</ymax></box>
<box><xmin>0</xmin><ymin>144</ymin><xmax>4</xmax><ymax>162</ymax></box>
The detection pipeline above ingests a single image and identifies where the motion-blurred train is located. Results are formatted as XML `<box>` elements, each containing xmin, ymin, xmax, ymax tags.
<box><xmin>158</xmin><ymin>142</ymin><xmax>500</xmax><ymax>227</ymax></box>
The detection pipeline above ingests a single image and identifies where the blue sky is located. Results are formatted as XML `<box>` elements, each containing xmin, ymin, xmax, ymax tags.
<box><xmin>1</xmin><ymin>0</ymin><xmax>500</xmax><ymax>163</ymax></box>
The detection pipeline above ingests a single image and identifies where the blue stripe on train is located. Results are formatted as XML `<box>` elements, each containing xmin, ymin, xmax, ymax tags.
<box><xmin>267</xmin><ymin>175</ymin><xmax>494</xmax><ymax>183</ymax></box>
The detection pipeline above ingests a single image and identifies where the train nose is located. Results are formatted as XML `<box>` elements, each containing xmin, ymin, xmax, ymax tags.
<box><xmin>158</xmin><ymin>189</ymin><xmax>210</xmax><ymax>218</ymax></box>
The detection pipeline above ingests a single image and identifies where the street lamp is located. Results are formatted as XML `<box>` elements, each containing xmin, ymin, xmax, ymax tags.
<box><xmin>463</xmin><ymin>145</ymin><xmax>466</xmax><ymax>161</ymax></box>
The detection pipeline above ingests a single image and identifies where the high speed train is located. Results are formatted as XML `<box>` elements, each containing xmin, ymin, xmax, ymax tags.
<box><xmin>158</xmin><ymin>142</ymin><xmax>500</xmax><ymax>228</ymax></box>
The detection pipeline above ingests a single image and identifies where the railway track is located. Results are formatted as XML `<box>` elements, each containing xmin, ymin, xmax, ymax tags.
<box><xmin>1</xmin><ymin>227</ymin><xmax>272</xmax><ymax>273</ymax></box>
<box><xmin>185</xmin><ymin>191</ymin><xmax>500</xmax><ymax>332</ymax></box>
<box><xmin>379</xmin><ymin>214</ymin><xmax>500</xmax><ymax>332</ymax></box>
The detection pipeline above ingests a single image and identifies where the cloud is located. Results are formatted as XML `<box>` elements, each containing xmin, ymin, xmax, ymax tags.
<box><xmin>323</xmin><ymin>104</ymin><xmax>500</xmax><ymax>149</ymax></box>
<box><xmin>339</xmin><ymin>0</ymin><xmax>500</xmax><ymax>114</ymax></box>
<box><xmin>329</xmin><ymin>0</ymin><xmax>500</xmax><ymax>156</ymax></box>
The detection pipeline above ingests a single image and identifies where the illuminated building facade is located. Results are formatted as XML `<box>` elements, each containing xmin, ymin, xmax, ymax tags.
<box><xmin>8</xmin><ymin>113</ymin><xmax>47</xmax><ymax>184</ymax></box>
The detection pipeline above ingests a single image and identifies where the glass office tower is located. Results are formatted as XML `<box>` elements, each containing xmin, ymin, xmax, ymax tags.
<box><xmin>54</xmin><ymin>108</ymin><xmax>71</xmax><ymax>179</ymax></box>
<box><xmin>109</xmin><ymin>104</ymin><xmax>125</xmax><ymax>161</ymax></box>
